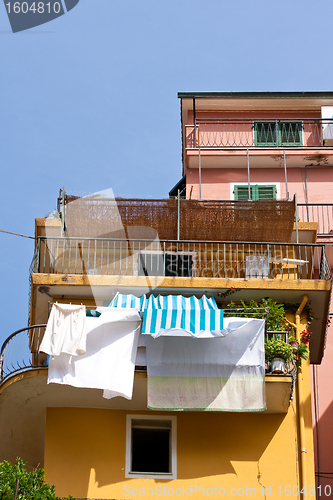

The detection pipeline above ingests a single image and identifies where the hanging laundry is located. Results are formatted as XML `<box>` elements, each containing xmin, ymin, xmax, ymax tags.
<box><xmin>47</xmin><ymin>308</ymin><xmax>141</xmax><ymax>400</ymax></box>
<box><xmin>146</xmin><ymin>317</ymin><xmax>266</xmax><ymax>412</ymax></box>
<box><xmin>40</xmin><ymin>303</ymin><xmax>86</xmax><ymax>356</ymax></box>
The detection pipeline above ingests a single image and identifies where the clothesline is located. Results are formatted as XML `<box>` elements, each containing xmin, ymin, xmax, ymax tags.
<box><xmin>41</xmin><ymin>294</ymin><xmax>266</xmax><ymax>411</ymax></box>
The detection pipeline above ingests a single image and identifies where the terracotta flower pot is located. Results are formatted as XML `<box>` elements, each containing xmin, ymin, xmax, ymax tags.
<box><xmin>290</xmin><ymin>341</ymin><xmax>299</xmax><ymax>354</ymax></box>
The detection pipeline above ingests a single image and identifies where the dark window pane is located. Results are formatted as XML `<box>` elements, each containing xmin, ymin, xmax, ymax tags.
<box><xmin>165</xmin><ymin>254</ymin><xmax>178</xmax><ymax>277</ymax></box>
<box><xmin>138</xmin><ymin>253</ymin><xmax>164</xmax><ymax>276</ymax></box>
<box><xmin>165</xmin><ymin>254</ymin><xmax>193</xmax><ymax>277</ymax></box>
<box><xmin>177</xmin><ymin>254</ymin><xmax>193</xmax><ymax>277</ymax></box>
<box><xmin>132</xmin><ymin>428</ymin><xmax>170</xmax><ymax>473</ymax></box>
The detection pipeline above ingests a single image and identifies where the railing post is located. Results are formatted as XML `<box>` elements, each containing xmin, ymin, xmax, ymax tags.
<box><xmin>177</xmin><ymin>190</ymin><xmax>180</xmax><ymax>241</ymax></box>
<box><xmin>275</xmin><ymin>119</ymin><xmax>279</xmax><ymax>147</ymax></box>
<box><xmin>198</xmin><ymin>124</ymin><xmax>202</xmax><ymax>200</ymax></box>
<box><xmin>0</xmin><ymin>352</ymin><xmax>4</xmax><ymax>382</ymax></box>
<box><xmin>319</xmin><ymin>246</ymin><xmax>325</xmax><ymax>279</ymax></box>
<box><xmin>36</xmin><ymin>238</ymin><xmax>41</xmax><ymax>273</ymax></box>
<box><xmin>283</xmin><ymin>150</ymin><xmax>289</xmax><ymax>200</ymax></box>
<box><xmin>247</xmin><ymin>149</ymin><xmax>251</xmax><ymax>200</ymax></box>
<box><xmin>295</xmin><ymin>194</ymin><xmax>299</xmax><ymax>244</ymax></box>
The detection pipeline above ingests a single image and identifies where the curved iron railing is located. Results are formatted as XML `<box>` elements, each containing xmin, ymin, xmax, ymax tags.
<box><xmin>185</xmin><ymin>119</ymin><xmax>333</xmax><ymax>149</ymax></box>
<box><xmin>0</xmin><ymin>325</ymin><xmax>47</xmax><ymax>383</ymax></box>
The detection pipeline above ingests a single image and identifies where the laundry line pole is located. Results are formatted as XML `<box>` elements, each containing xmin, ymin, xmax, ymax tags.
<box><xmin>283</xmin><ymin>150</ymin><xmax>290</xmax><ymax>200</ymax></box>
<box><xmin>198</xmin><ymin>124</ymin><xmax>202</xmax><ymax>200</ymax></box>
<box><xmin>177</xmin><ymin>189</ymin><xmax>180</xmax><ymax>241</ymax></box>
<box><xmin>247</xmin><ymin>149</ymin><xmax>251</xmax><ymax>200</ymax></box>
<box><xmin>295</xmin><ymin>193</ymin><xmax>299</xmax><ymax>244</ymax></box>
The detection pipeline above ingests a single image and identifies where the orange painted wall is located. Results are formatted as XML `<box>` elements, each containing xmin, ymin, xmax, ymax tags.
<box><xmin>44</xmin><ymin>406</ymin><xmax>314</xmax><ymax>500</ymax></box>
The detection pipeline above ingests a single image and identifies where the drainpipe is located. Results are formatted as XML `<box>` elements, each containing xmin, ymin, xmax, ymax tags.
<box><xmin>295</xmin><ymin>193</ymin><xmax>299</xmax><ymax>244</ymax></box>
<box><xmin>295</xmin><ymin>294</ymin><xmax>308</xmax><ymax>498</ymax></box>
<box><xmin>305</xmin><ymin>165</ymin><xmax>309</xmax><ymax>221</ymax></box>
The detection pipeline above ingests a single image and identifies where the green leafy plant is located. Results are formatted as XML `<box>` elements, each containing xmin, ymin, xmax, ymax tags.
<box><xmin>297</xmin><ymin>341</ymin><xmax>309</xmax><ymax>361</ymax></box>
<box><xmin>264</xmin><ymin>338</ymin><xmax>294</xmax><ymax>363</ymax></box>
<box><xmin>226</xmin><ymin>298</ymin><xmax>288</xmax><ymax>331</ymax></box>
<box><xmin>225</xmin><ymin>297</ymin><xmax>312</xmax><ymax>368</ymax></box>
<box><xmin>0</xmin><ymin>457</ymin><xmax>74</xmax><ymax>500</ymax></box>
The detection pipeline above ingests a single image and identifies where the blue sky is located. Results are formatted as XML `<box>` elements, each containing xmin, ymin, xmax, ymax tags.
<box><xmin>1</xmin><ymin>0</ymin><xmax>333</xmax><ymax>345</ymax></box>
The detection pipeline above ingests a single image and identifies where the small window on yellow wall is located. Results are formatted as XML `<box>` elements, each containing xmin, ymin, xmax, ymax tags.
<box><xmin>125</xmin><ymin>415</ymin><xmax>177</xmax><ymax>479</ymax></box>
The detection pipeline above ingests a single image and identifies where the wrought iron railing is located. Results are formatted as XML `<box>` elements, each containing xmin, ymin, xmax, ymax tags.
<box><xmin>185</xmin><ymin>119</ymin><xmax>333</xmax><ymax>149</ymax></box>
<box><xmin>34</xmin><ymin>237</ymin><xmax>332</xmax><ymax>281</ymax></box>
<box><xmin>0</xmin><ymin>325</ymin><xmax>47</xmax><ymax>383</ymax></box>
<box><xmin>298</xmin><ymin>204</ymin><xmax>333</xmax><ymax>235</ymax></box>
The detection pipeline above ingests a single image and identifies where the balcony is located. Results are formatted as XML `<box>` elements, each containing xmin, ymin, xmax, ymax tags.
<box><xmin>186</xmin><ymin>119</ymin><xmax>333</xmax><ymax>149</ymax></box>
<box><xmin>184</xmin><ymin>119</ymin><xmax>333</xmax><ymax>169</ymax></box>
<box><xmin>34</xmin><ymin>237</ymin><xmax>332</xmax><ymax>281</ymax></box>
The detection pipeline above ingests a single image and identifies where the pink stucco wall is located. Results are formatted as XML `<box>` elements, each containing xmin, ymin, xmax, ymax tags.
<box><xmin>186</xmin><ymin>166</ymin><xmax>333</xmax><ymax>205</ymax></box>
<box><xmin>311</xmin><ymin>309</ymin><xmax>333</xmax><ymax>494</ymax></box>
<box><xmin>184</xmin><ymin>104</ymin><xmax>333</xmax><ymax>493</ymax></box>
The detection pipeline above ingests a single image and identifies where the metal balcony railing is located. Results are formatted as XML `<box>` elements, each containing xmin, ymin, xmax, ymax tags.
<box><xmin>0</xmin><ymin>325</ymin><xmax>47</xmax><ymax>383</ymax></box>
<box><xmin>185</xmin><ymin>119</ymin><xmax>333</xmax><ymax>149</ymax></box>
<box><xmin>298</xmin><ymin>204</ymin><xmax>333</xmax><ymax>235</ymax></box>
<box><xmin>34</xmin><ymin>237</ymin><xmax>333</xmax><ymax>281</ymax></box>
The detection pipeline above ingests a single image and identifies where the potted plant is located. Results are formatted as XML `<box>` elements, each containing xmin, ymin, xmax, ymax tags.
<box><xmin>288</xmin><ymin>328</ymin><xmax>310</xmax><ymax>365</ymax></box>
<box><xmin>226</xmin><ymin>298</ymin><xmax>289</xmax><ymax>333</ymax></box>
<box><xmin>265</xmin><ymin>338</ymin><xmax>294</xmax><ymax>374</ymax></box>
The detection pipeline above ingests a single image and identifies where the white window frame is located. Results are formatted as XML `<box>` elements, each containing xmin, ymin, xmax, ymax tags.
<box><xmin>125</xmin><ymin>414</ymin><xmax>177</xmax><ymax>479</ymax></box>
<box><xmin>230</xmin><ymin>182</ymin><xmax>280</xmax><ymax>201</ymax></box>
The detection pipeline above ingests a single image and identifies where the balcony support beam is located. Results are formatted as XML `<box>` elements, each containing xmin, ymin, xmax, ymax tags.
<box><xmin>31</xmin><ymin>273</ymin><xmax>331</xmax><ymax>291</ymax></box>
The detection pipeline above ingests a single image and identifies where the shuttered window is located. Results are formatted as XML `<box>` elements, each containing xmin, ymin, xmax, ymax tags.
<box><xmin>254</xmin><ymin>121</ymin><xmax>302</xmax><ymax>146</ymax></box>
<box><xmin>234</xmin><ymin>185</ymin><xmax>277</xmax><ymax>201</ymax></box>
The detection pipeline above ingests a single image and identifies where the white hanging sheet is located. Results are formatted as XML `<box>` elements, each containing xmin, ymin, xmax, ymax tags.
<box><xmin>48</xmin><ymin>308</ymin><xmax>141</xmax><ymax>400</ymax></box>
<box><xmin>40</xmin><ymin>303</ymin><xmax>86</xmax><ymax>356</ymax></box>
<box><xmin>146</xmin><ymin>317</ymin><xmax>266</xmax><ymax>412</ymax></box>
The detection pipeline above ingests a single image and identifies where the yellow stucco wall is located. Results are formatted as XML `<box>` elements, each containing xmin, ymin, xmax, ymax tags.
<box><xmin>44</xmin><ymin>405</ymin><xmax>314</xmax><ymax>500</ymax></box>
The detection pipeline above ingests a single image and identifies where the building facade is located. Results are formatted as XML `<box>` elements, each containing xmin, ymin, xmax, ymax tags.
<box><xmin>0</xmin><ymin>92</ymin><xmax>332</xmax><ymax>500</ymax></box>
<box><xmin>177</xmin><ymin>91</ymin><xmax>333</xmax><ymax>495</ymax></box>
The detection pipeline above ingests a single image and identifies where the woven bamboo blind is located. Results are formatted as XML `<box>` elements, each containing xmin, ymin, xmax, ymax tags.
<box><xmin>65</xmin><ymin>197</ymin><xmax>295</xmax><ymax>243</ymax></box>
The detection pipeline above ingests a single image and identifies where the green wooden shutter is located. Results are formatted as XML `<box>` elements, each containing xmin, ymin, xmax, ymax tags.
<box><xmin>256</xmin><ymin>185</ymin><xmax>277</xmax><ymax>200</ymax></box>
<box><xmin>279</xmin><ymin>122</ymin><xmax>302</xmax><ymax>146</ymax></box>
<box><xmin>254</xmin><ymin>122</ymin><xmax>277</xmax><ymax>146</ymax></box>
<box><xmin>234</xmin><ymin>185</ymin><xmax>253</xmax><ymax>200</ymax></box>
<box><xmin>234</xmin><ymin>185</ymin><xmax>276</xmax><ymax>200</ymax></box>
<box><xmin>255</xmin><ymin>121</ymin><xmax>303</xmax><ymax>146</ymax></box>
